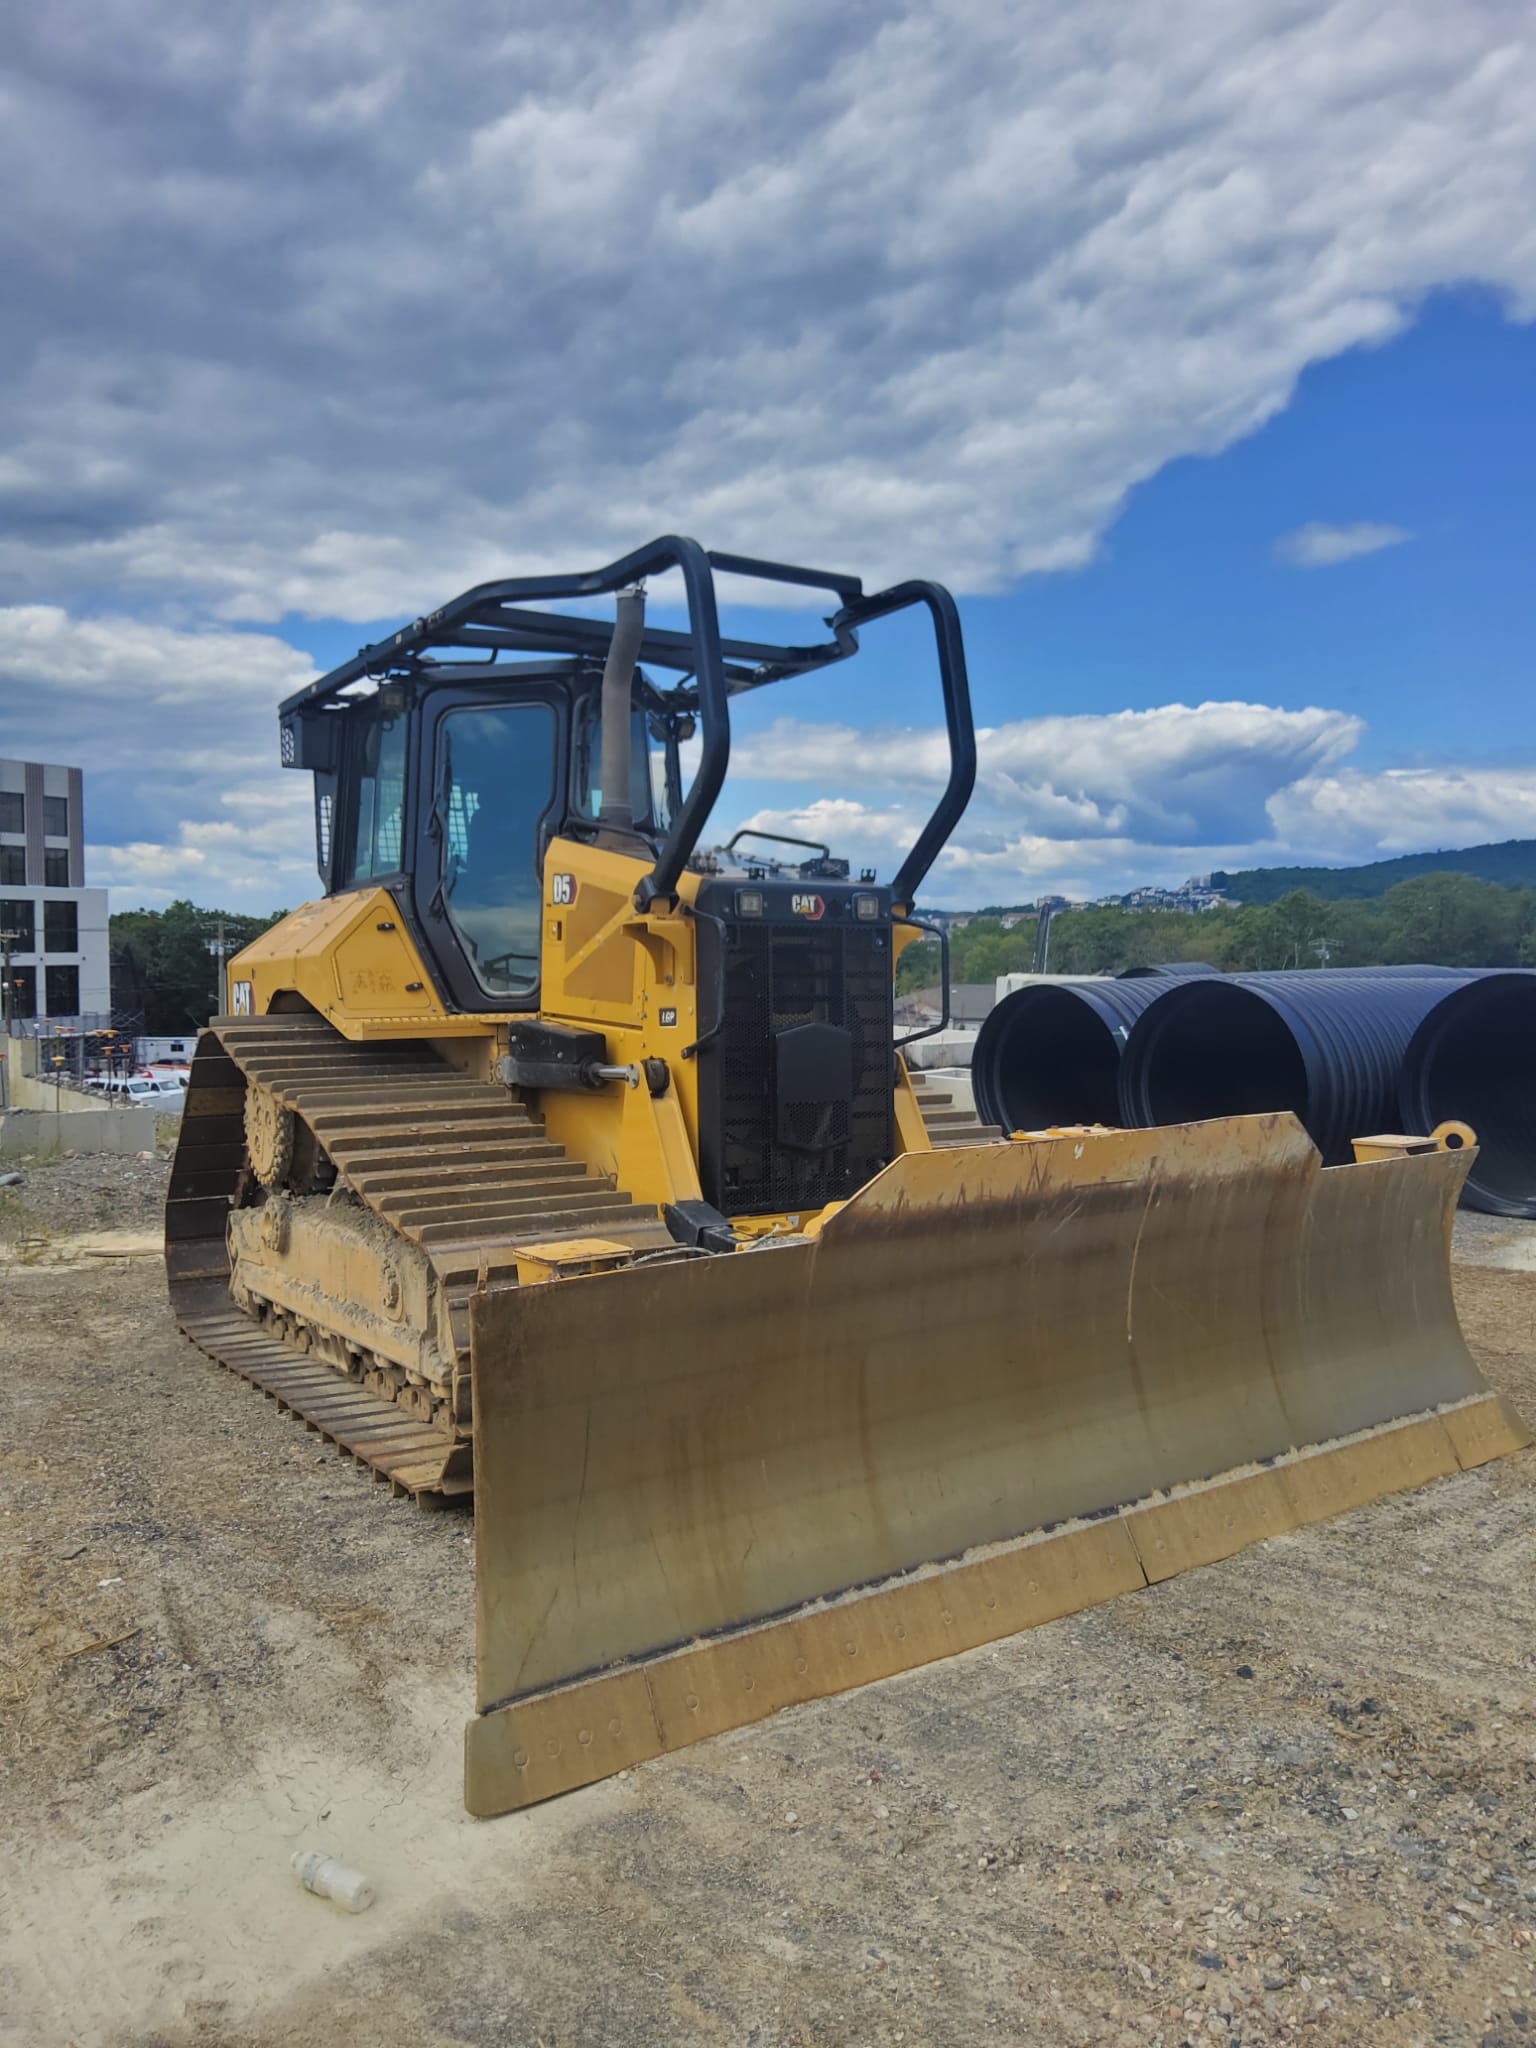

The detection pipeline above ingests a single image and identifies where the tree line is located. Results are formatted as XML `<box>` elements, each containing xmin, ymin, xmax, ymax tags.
<box><xmin>105</xmin><ymin>875</ymin><xmax>1536</xmax><ymax>1028</ymax></box>
<box><xmin>899</xmin><ymin>872</ymin><xmax>1536</xmax><ymax>993</ymax></box>
<box><xmin>111</xmin><ymin>900</ymin><xmax>285</xmax><ymax>1035</ymax></box>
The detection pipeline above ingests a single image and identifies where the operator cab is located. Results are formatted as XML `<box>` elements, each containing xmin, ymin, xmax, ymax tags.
<box><xmin>276</xmin><ymin>536</ymin><xmax>974</xmax><ymax>1056</ymax></box>
<box><xmin>298</xmin><ymin>664</ymin><xmax>688</xmax><ymax>1014</ymax></box>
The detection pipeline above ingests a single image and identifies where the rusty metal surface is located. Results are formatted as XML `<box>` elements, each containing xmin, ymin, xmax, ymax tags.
<box><xmin>466</xmin><ymin>1113</ymin><xmax>1527</xmax><ymax>1807</ymax></box>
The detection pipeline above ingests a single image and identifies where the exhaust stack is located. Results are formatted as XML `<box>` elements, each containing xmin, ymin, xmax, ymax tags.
<box><xmin>598</xmin><ymin>585</ymin><xmax>646</xmax><ymax>830</ymax></box>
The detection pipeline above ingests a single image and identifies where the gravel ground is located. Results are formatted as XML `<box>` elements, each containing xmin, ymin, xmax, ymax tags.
<box><xmin>0</xmin><ymin>1145</ymin><xmax>173</xmax><ymax>1240</ymax></box>
<box><xmin>0</xmin><ymin>1157</ymin><xmax>1533</xmax><ymax>2048</ymax></box>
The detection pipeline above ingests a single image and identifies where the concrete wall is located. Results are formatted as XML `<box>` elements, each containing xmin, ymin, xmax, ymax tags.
<box><xmin>0</xmin><ymin>1105</ymin><xmax>159</xmax><ymax>1157</ymax></box>
<box><xmin>6</xmin><ymin>1066</ymin><xmax>112</xmax><ymax>1112</ymax></box>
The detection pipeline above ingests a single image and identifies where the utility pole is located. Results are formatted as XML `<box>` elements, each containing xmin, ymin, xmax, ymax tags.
<box><xmin>205</xmin><ymin>917</ymin><xmax>227</xmax><ymax>1017</ymax></box>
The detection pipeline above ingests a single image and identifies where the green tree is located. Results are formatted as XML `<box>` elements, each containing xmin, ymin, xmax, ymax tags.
<box><xmin>1379</xmin><ymin>873</ymin><xmax>1522</xmax><ymax>968</ymax></box>
<box><xmin>109</xmin><ymin>901</ymin><xmax>287</xmax><ymax>1033</ymax></box>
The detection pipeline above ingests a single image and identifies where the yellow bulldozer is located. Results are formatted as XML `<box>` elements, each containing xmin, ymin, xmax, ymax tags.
<box><xmin>165</xmin><ymin>536</ymin><xmax>1527</xmax><ymax>1817</ymax></box>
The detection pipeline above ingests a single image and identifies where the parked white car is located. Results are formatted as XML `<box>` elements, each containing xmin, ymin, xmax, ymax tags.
<box><xmin>106</xmin><ymin>1075</ymin><xmax>187</xmax><ymax>1113</ymax></box>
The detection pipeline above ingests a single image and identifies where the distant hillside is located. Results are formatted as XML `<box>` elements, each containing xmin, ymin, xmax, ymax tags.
<box><xmin>1214</xmin><ymin>838</ymin><xmax>1536</xmax><ymax>905</ymax></box>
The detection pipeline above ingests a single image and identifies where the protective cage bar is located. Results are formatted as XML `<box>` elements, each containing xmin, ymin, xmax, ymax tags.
<box><xmin>280</xmin><ymin>536</ymin><xmax>978</xmax><ymax>913</ymax></box>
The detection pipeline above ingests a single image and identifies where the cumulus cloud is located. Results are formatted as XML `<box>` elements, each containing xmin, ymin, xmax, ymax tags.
<box><xmin>726</xmin><ymin>705</ymin><xmax>1536</xmax><ymax>902</ymax></box>
<box><xmin>0</xmin><ymin>607</ymin><xmax>317</xmax><ymax>907</ymax></box>
<box><xmin>5</xmin><ymin>6</ymin><xmax>1533</xmax><ymax>908</ymax></box>
<box><xmin>1</xmin><ymin>1</ymin><xmax>1533</xmax><ymax>620</ymax></box>
<box><xmin>1274</xmin><ymin>521</ymin><xmax>1414</xmax><ymax>566</ymax></box>
<box><xmin>84</xmin><ymin>776</ymin><xmax>321</xmax><ymax>910</ymax></box>
<box><xmin>732</xmin><ymin>701</ymin><xmax>1362</xmax><ymax>846</ymax></box>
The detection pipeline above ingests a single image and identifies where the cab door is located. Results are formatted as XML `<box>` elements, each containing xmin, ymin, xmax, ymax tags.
<box><xmin>410</xmin><ymin>688</ymin><xmax>565</xmax><ymax>1014</ymax></box>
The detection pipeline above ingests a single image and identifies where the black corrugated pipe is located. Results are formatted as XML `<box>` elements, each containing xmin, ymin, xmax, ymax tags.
<box><xmin>1399</xmin><ymin>972</ymin><xmax>1536</xmax><ymax>1217</ymax></box>
<box><xmin>973</xmin><ymin>978</ymin><xmax>1167</xmax><ymax>1132</ymax></box>
<box><xmin>1116</xmin><ymin>971</ymin><xmax>1486</xmax><ymax>1165</ymax></box>
<box><xmin>1116</xmin><ymin>961</ymin><xmax>1220</xmax><ymax>979</ymax></box>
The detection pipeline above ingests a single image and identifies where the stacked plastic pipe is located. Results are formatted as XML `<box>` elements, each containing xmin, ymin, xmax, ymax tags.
<box><xmin>971</xmin><ymin>965</ymin><xmax>1534</xmax><ymax>1216</ymax></box>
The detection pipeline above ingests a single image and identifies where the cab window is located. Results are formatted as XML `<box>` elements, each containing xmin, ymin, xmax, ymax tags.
<box><xmin>341</xmin><ymin>703</ymin><xmax>407</xmax><ymax>884</ymax></box>
<box><xmin>438</xmin><ymin>703</ymin><xmax>557</xmax><ymax>997</ymax></box>
<box><xmin>572</xmin><ymin>701</ymin><xmax>673</xmax><ymax>832</ymax></box>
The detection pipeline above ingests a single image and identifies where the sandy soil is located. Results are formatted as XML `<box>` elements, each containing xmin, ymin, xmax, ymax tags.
<box><xmin>1</xmin><ymin>1158</ymin><xmax>1534</xmax><ymax>2048</ymax></box>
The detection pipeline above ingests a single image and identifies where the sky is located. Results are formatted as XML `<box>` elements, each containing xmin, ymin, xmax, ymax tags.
<box><xmin>1</xmin><ymin>0</ymin><xmax>1533</xmax><ymax>913</ymax></box>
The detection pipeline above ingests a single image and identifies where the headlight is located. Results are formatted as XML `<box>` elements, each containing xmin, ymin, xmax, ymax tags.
<box><xmin>736</xmin><ymin>888</ymin><xmax>765</xmax><ymax>918</ymax></box>
<box><xmin>854</xmin><ymin>893</ymin><xmax>881</xmax><ymax>921</ymax></box>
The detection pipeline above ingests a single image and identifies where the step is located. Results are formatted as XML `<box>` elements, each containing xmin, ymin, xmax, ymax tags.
<box><xmin>259</xmin><ymin>1071</ymin><xmax>459</xmax><ymax>1098</ymax></box>
<box><xmin>337</xmin><ymin>1138</ymin><xmax>566</xmax><ymax>1175</ymax></box>
<box><xmin>391</xmin><ymin>1180</ymin><xmax>620</xmax><ymax>1229</ymax></box>
<box><xmin>414</xmin><ymin>1198</ymin><xmax>640</xmax><ymax>1248</ymax></box>
<box><xmin>350</xmin><ymin>1157</ymin><xmax>590</xmax><ymax>1197</ymax></box>
<box><xmin>313</xmin><ymin>1122</ymin><xmax>540</xmax><ymax>1155</ymax></box>
<box><xmin>289</xmin><ymin>1087</ymin><xmax>513</xmax><ymax>1119</ymax></box>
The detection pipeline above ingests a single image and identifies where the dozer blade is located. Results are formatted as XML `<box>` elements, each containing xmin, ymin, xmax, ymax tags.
<box><xmin>464</xmin><ymin>1113</ymin><xmax>1528</xmax><ymax>1816</ymax></box>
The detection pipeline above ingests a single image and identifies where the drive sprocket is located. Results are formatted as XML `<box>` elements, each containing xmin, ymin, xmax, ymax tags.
<box><xmin>244</xmin><ymin>1087</ymin><xmax>295</xmax><ymax>1189</ymax></box>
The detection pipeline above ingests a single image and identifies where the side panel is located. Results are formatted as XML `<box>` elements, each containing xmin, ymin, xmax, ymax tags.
<box><xmin>535</xmin><ymin>839</ymin><xmax>704</xmax><ymax>1207</ymax></box>
<box><xmin>226</xmin><ymin>889</ymin><xmax>485</xmax><ymax>1039</ymax></box>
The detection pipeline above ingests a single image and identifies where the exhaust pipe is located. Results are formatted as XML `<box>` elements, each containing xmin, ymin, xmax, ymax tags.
<box><xmin>598</xmin><ymin>585</ymin><xmax>646</xmax><ymax>830</ymax></box>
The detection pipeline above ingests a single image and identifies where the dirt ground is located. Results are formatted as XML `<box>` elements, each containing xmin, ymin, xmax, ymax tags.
<box><xmin>2</xmin><ymin>1154</ymin><xmax>1534</xmax><ymax>2048</ymax></box>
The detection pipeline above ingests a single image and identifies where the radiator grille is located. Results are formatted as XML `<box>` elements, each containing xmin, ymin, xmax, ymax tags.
<box><xmin>708</xmin><ymin>921</ymin><xmax>893</xmax><ymax>1217</ymax></box>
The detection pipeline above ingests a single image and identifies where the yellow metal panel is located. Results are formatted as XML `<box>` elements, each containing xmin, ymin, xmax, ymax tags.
<box><xmin>1123</xmin><ymin>1468</ymin><xmax>1298</xmax><ymax>1582</ymax></box>
<box><xmin>227</xmin><ymin>887</ymin><xmax>480</xmax><ymax>1038</ymax></box>
<box><xmin>535</xmin><ymin>838</ymin><xmax>703</xmax><ymax>1196</ymax></box>
<box><xmin>464</xmin><ymin>1666</ymin><xmax>662</xmax><ymax>1813</ymax></box>
<box><xmin>1439</xmin><ymin>1392</ymin><xmax>1533</xmax><ymax>1468</ymax></box>
<box><xmin>1273</xmin><ymin>1415</ymin><xmax>1459</xmax><ymax>1523</ymax></box>
<box><xmin>467</xmin><ymin>1113</ymin><xmax>1510</xmax><ymax>1785</ymax></box>
<box><xmin>513</xmin><ymin>1238</ymin><xmax>646</xmax><ymax>1286</ymax></box>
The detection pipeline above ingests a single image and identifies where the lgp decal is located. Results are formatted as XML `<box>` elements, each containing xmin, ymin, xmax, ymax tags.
<box><xmin>658</xmin><ymin>1007</ymin><xmax>678</xmax><ymax>1027</ymax></box>
<box><xmin>791</xmin><ymin>893</ymin><xmax>825</xmax><ymax>920</ymax></box>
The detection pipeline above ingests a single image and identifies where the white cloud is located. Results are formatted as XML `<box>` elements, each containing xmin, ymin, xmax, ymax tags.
<box><xmin>86</xmin><ymin>775</ymin><xmax>321</xmax><ymax>910</ymax></box>
<box><xmin>1274</xmin><ymin>520</ymin><xmax>1414</xmax><ymax>566</ymax></box>
<box><xmin>5</xmin><ymin>7</ymin><xmax>1533</xmax><ymax>911</ymax></box>
<box><xmin>0</xmin><ymin>2</ymin><xmax>1532</xmax><ymax>618</ymax></box>
<box><xmin>732</xmin><ymin>700</ymin><xmax>1362</xmax><ymax>845</ymax></box>
<box><xmin>0</xmin><ymin>608</ymin><xmax>319</xmax><ymax>910</ymax></box>
<box><xmin>1268</xmin><ymin>764</ymin><xmax>1536</xmax><ymax>861</ymax></box>
<box><xmin>724</xmin><ymin>704</ymin><xmax>1536</xmax><ymax>901</ymax></box>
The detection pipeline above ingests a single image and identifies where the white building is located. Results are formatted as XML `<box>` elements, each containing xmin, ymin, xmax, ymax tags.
<box><xmin>0</xmin><ymin>758</ymin><xmax>111</xmax><ymax>1028</ymax></box>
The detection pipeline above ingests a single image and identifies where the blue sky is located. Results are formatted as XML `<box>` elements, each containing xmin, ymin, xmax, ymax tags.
<box><xmin>2</xmin><ymin>3</ymin><xmax>1533</xmax><ymax>911</ymax></box>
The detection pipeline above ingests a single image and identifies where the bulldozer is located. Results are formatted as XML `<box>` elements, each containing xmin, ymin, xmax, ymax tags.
<box><xmin>165</xmin><ymin>536</ymin><xmax>1528</xmax><ymax>1817</ymax></box>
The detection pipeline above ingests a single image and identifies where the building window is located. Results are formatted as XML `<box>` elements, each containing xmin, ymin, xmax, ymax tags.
<box><xmin>5</xmin><ymin>964</ymin><xmax>36</xmax><ymax>1021</ymax></box>
<box><xmin>44</xmin><ymin>899</ymin><xmax>78</xmax><ymax>952</ymax></box>
<box><xmin>0</xmin><ymin>847</ymin><xmax>23</xmax><ymax>886</ymax></box>
<box><xmin>44</xmin><ymin>848</ymin><xmax>69</xmax><ymax>886</ymax></box>
<box><xmin>45</xmin><ymin>964</ymin><xmax>79</xmax><ymax>1016</ymax></box>
<box><xmin>43</xmin><ymin>794</ymin><xmax>69</xmax><ymax>838</ymax></box>
<box><xmin>0</xmin><ymin>791</ymin><xmax>23</xmax><ymax>834</ymax></box>
<box><xmin>2</xmin><ymin>898</ymin><xmax>35</xmax><ymax>951</ymax></box>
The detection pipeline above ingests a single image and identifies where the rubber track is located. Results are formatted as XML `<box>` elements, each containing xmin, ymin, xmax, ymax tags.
<box><xmin>165</xmin><ymin>1015</ymin><xmax>672</xmax><ymax>1501</ymax></box>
